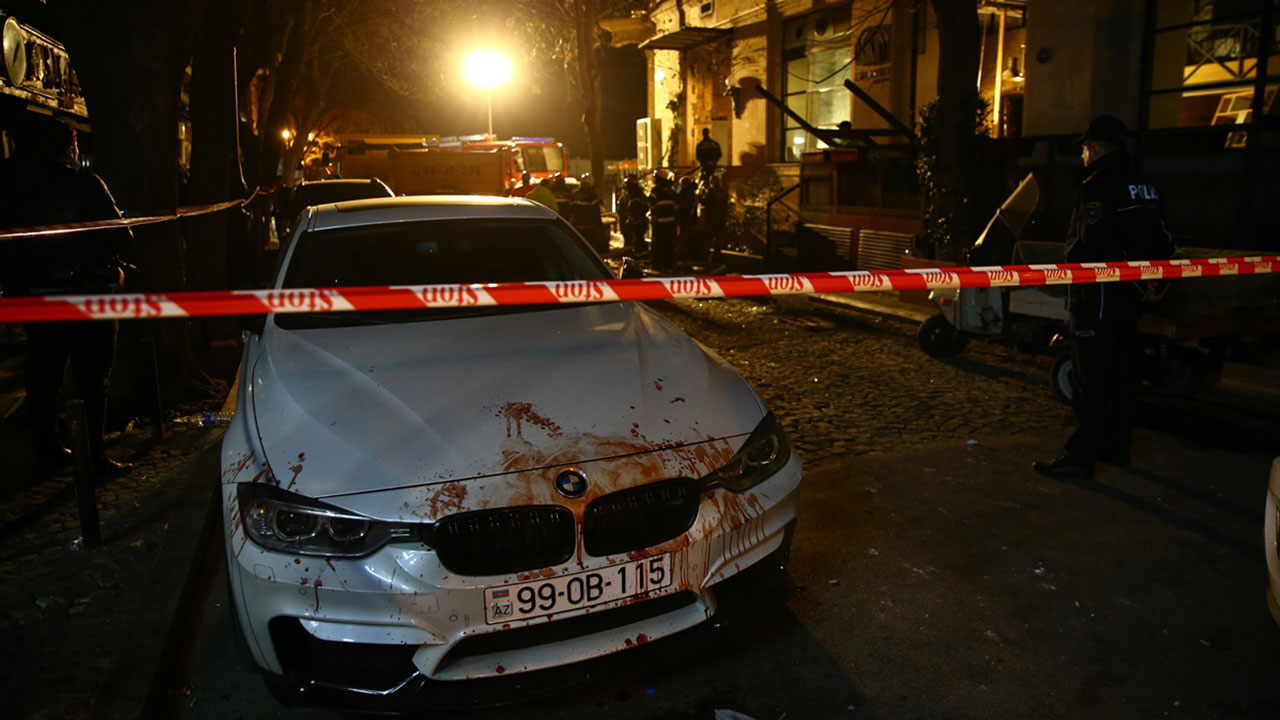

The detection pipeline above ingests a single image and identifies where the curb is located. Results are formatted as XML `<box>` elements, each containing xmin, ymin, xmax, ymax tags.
<box><xmin>90</xmin><ymin>432</ymin><xmax>224</xmax><ymax>720</ymax></box>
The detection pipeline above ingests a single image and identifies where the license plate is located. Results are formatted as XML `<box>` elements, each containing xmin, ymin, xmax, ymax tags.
<box><xmin>484</xmin><ymin>553</ymin><xmax>673</xmax><ymax>624</ymax></box>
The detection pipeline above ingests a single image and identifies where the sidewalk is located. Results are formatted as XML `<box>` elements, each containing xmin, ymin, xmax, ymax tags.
<box><xmin>0</xmin><ymin>331</ymin><xmax>235</xmax><ymax>720</ymax></box>
<box><xmin>808</xmin><ymin>289</ymin><xmax>1280</xmax><ymax>404</ymax></box>
<box><xmin>810</xmin><ymin>288</ymin><xmax>935</xmax><ymax>324</ymax></box>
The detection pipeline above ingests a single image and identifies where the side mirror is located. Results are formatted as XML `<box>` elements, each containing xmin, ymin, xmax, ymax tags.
<box><xmin>619</xmin><ymin>257</ymin><xmax>645</xmax><ymax>280</ymax></box>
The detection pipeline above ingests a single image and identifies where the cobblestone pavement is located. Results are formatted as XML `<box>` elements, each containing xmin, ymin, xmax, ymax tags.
<box><xmin>0</xmin><ymin>326</ymin><xmax>238</xmax><ymax>720</ymax></box>
<box><xmin>652</xmin><ymin>295</ymin><xmax>1076</xmax><ymax>467</ymax></box>
<box><xmin>0</xmin><ymin>416</ymin><xmax>225</xmax><ymax>720</ymax></box>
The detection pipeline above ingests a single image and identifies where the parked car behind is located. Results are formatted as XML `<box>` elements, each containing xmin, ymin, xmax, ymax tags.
<box><xmin>222</xmin><ymin>195</ymin><xmax>802</xmax><ymax>711</ymax></box>
<box><xmin>276</xmin><ymin>177</ymin><xmax>395</xmax><ymax>240</ymax></box>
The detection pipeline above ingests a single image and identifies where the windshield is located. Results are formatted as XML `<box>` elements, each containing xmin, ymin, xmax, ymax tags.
<box><xmin>276</xmin><ymin>217</ymin><xmax>612</xmax><ymax>328</ymax></box>
<box><xmin>521</xmin><ymin>146</ymin><xmax>565</xmax><ymax>174</ymax></box>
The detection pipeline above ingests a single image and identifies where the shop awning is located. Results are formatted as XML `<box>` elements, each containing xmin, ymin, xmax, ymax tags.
<box><xmin>638</xmin><ymin>26</ymin><xmax>731</xmax><ymax>51</ymax></box>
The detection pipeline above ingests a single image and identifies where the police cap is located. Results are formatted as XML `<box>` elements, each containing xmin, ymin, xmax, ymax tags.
<box><xmin>1074</xmin><ymin>114</ymin><xmax>1128</xmax><ymax>145</ymax></box>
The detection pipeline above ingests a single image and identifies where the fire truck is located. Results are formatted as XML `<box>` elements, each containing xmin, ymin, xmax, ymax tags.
<box><xmin>336</xmin><ymin>134</ymin><xmax>569</xmax><ymax>197</ymax></box>
<box><xmin>439</xmin><ymin>136</ymin><xmax>568</xmax><ymax>196</ymax></box>
<box><xmin>334</xmin><ymin>135</ymin><xmax>440</xmax><ymax>185</ymax></box>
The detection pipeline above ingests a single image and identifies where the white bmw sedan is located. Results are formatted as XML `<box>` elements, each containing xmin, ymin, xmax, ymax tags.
<box><xmin>1267</xmin><ymin>457</ymin><xmax>1280</xmax><ymax>626</ymax></box>
<box><xmin>220</xmin><ymin>196</ymin><xmax>802</xmax><ymax>707</ymax></box>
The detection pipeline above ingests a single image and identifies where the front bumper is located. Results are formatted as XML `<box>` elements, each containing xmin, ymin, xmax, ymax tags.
<box><xmin>221</xmin><ymin>452</ymin><xmax>801</xmax><ymax>698</ymax></box>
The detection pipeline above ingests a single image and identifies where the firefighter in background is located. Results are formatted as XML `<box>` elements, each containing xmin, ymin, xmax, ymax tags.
<box><xmin>621</xmin><ymin>176</ymin><xmax>649</xmax><ymax>256</ymax></box>
<box><xmin>568</xmin><ymin>176</ymin><xmax>607</xmax><ymax>254</ymax></box>
<box><xmin>675</xmin><ymin>175</ymin><xmax>698</xmax><ymax>263</ymax></box>
<box><xmin>0</xmin><ymin>119</ymin><xmax>134</xmax><ymax>475</ymax></box>
<box><xmin>648</xmin><ymin>171</ymin><xmax>679</xmax><ymax>272</ymax></box>
<box><xmin>527</xmin><ymin>177</ymin><xmax>559</xmax><ymax>215</ymax></box>
<box><xmin>1034</xmin><ymin>115</ymin><xmax>1176</xmax><ymax>482</ymax></box>
<box><xmin>550</xmin><ymin>174</ymin><xmax>573</xmax><ymax>210</ymax></box>
<box><xmin>699</xmin><ymin>173</ymin><xmax>730</xmax><ymax>264</ymax></box>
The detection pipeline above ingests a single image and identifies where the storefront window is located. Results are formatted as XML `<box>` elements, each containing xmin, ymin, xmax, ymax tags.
<box><xmin>1145</xmin><ymin>0</ymin><xmax>1278</xmax><ymax>137</ymax></box>
<box><xmin>782</xmin><ymin>8</ymin><xmax>852</xmax><ymax>161</ymax></box>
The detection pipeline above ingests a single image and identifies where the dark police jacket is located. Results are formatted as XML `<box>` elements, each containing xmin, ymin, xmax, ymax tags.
<box><xmin>696</xmin><ymin>136</ymin><xmax>722</xmax><ymax>166</ymax></box>
<box><xmin>0</xmin><ymin>158</ymin><xmax>132</xmax><ymax>297</ymax></box>
<box><xmin>1065</xmin><ymin>150</ymin><xmax>1175</xmax><ymax>324</ymax></box>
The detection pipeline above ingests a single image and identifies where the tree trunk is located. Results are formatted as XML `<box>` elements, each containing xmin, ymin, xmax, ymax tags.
<box><xmin>928</xmin><ymin>0</ymin><xmax>982</xmax><ymax>250</ymax></box>
<box><xmin>189</xmin><ymin>0</ymin><xmax>248</xmax><ymax>295</ymax></box>
<box><xmin>574</xmin><ymin>0</ymin><xmax>605</xmax><ymax>183</ymax></box>
<box><xmin>257</xmin><ymin>12</ymin><xmax>313</xmax><ymax>188</ymax></box>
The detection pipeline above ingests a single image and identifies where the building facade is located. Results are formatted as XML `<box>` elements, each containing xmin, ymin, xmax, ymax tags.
<box><xmin>612</xmin><ymin>0</ymin><xmax>1277</xmax><ymax>253</ymax></box>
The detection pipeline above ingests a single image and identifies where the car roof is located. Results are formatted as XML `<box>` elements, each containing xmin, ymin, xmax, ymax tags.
<box><xmin>309</xmin><ymin>195</ymin><xmax>560</xmax><ymax>231</ymax></box>
<box><xmin>298</xmin><ymin>178</ymin><xmax>388</xmax><ymax>187</ymax></box>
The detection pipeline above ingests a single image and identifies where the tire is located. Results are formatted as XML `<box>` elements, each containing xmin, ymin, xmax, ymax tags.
<box><xmin>917</xmin><ymin>313</ymin><xmax>970</xmax><ymax>358</ymax></box>
<box><xmin>1051</xmin><ymin>348</ymin><xmax>1074</xmax><ymax>403</ymax></box>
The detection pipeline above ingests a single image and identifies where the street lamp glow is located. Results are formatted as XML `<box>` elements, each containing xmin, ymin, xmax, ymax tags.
<box><xmin>463</xmin><ymin>49</ymin><xmax>512</xmax><ymax>138</ymax></box>
<box><xmin>462</xmin><ymin>50</ymin><xmax>512</xmax><ymax>89</ymax></box>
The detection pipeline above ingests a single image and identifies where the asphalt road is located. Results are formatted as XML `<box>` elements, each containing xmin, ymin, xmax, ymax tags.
<box><xmin>171</xmin><ymin>296</ymin><xmax>1280</xmax><ymax>720</ymax></box>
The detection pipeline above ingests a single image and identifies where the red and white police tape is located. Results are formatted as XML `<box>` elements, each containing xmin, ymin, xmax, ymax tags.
<box><xmin>0</xmin><ymin>192</ymin><xmax>262</xmax><ymax>241</ymax></box>
<box><xmin>1</xmin><ymin>255</ymin><xmax>1275</xmax><ymax>324</ymax></box>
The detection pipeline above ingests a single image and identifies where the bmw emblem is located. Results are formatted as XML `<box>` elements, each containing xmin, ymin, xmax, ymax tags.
<box><xmin>554</xmin><ymin>469</ymin><xmax>588</xmax><ymax>498</ymax></box>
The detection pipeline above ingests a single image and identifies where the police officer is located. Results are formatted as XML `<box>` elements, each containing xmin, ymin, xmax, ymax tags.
<box><xmin>695</xmin><ymin>128</ymin><xmax>722</xmax><ymax>176</ymax></box>
<box><xmin>1034</xmin><ymin>115</ymin><xmax>1176</xmax><ymax>481</ymax></box>
<box><xmin>648</xmin><ymin>172</ymin><xmax>679</xmax><ymax>272</ymax></box>
<box><xmin>567</xmin><ymin>177</ymin><xmax>607</xmax><ymax>254</ymax></box>
<box><xmin>0</xmin><ymin>119</ymin><xmax>134</xmax><ymax>475</ymax></box>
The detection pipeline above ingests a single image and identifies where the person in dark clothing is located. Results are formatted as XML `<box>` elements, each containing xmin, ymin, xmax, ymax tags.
<box><xmin>648</xmin><ymin>172</ymin><xmax>679</xmax><ymax>272</ymax></box>
<box><xmin>0</xmin><ymin>119</ymin><xmax>135</xmax><ymax>475</ymax></box>
<box><xmin>622</xmin><ymin>178</ymin><xmax>650</xmax><ymax>256</ymax></box>
<box><xmin>699</xmin><ymin>174</ymin><xmax>730</xmax><ymax>264</ymax></box>
<box><xmin>675</xmin><ymin>175</ymin><xmax>698</xmax><ymax>262</ymax></box>
<box><xmin>1034</xmin><ymin>115</ymin><xmax>1176</xmax><ymax>481</ymax></box>
<box><xmin>568</xmin><ymin>179</ymin><xmax>607</xmax><ymax>254</ymax></box>
<box><xmin>695</xmin><ymin>128</ymin><xmax>722</xmax><ymax>177</ymax></box>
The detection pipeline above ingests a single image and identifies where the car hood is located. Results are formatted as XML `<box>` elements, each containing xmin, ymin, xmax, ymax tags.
<box><xmin>248</xmin><ymin>302</ymin><xmax>763</xmax><ymax>498</ymax></box>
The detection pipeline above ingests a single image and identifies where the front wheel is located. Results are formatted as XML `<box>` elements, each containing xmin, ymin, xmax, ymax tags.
<box><xmin>918</xmin><ymin>313</ymin><xmax>970</xmax><ymax>358</ymax></box>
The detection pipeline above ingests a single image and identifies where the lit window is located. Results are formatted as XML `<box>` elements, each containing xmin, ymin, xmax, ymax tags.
<box><xmin>781</xmin><ymin>8</ymin><xmax>852</xmax><ymax>161</ymax></box>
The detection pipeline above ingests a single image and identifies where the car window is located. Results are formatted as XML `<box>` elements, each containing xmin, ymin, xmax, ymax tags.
<box><xmin>521</xmin><ymin>147</ymin><xmax>564</xmax><ymax>174</ymax></box>
<box><xmin>275</xmin><ymin>217</ymin><xmax>612</xmax><ymax>328</ymax></box>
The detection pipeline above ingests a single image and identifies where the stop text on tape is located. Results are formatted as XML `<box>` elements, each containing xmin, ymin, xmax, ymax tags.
<box><xmin>0</xmin><ymin>255</ymin><xmax>1274</xmax><ymax>324</ymax></box>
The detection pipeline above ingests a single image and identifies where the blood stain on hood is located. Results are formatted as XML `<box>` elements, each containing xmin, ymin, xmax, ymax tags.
<box><xmin>499</xmin><ymin>402</ymin><xmax>563</xmax><ymax>439</ymax></box>
<box><xmin>287</xmin><ymin>452</ymin><xmax>306</xmax><ymax>490</ymax></box>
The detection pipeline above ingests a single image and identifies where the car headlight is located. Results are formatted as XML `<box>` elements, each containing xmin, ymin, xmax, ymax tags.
<box><xmin>236</xmin><ymin>483</ymin><xmax>415</xmax><ymax>558</ymax></box>
<box><xmin>706</xmin><ymin>412</ymin><xmax>791</xmax><ymax>492</ymax></box>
